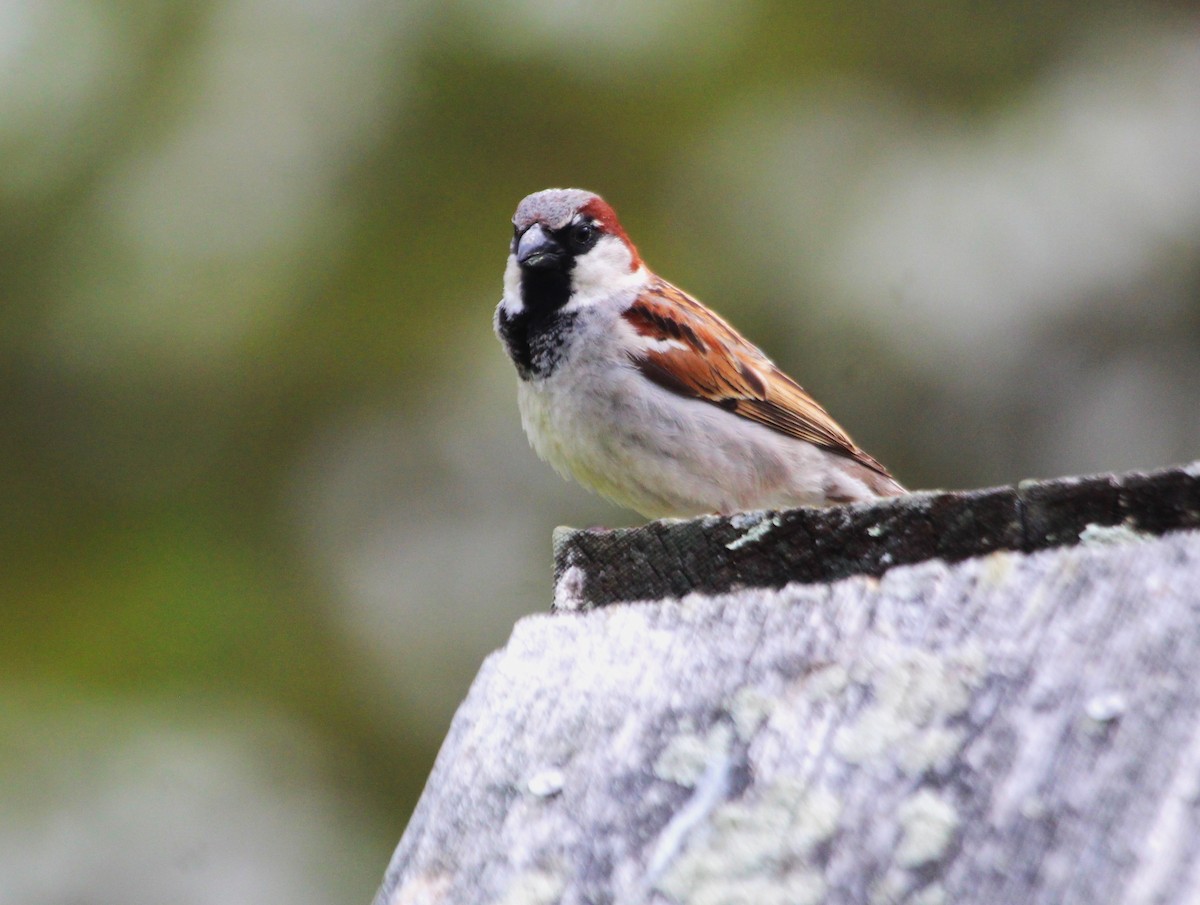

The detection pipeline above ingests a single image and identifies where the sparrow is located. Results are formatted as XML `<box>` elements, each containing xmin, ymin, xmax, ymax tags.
<box><xmin>494</xmin><ymin>188</ymin><xmax>905</xmax><ymax>519</ymax></box>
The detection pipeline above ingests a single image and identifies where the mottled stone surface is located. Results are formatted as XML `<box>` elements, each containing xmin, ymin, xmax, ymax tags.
<box><xmin>552</xmin><ymin>461</ymin><xmax>1200</xmax><ymax>610</ymax></box>
<box><xmin>375</xmin><ymin>463</ymin><xmax>1200</xmax><ymax>905</ymax></box>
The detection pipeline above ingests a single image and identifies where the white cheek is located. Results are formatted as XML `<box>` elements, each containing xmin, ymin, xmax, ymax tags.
<box><xmin>565</xmin><ymin>237</ymin><xmax>645</xmax><ymax>311</ymax></box>
<box><xmin>500</xmin><ymin>254</ymin><xmax>523</xmax><ymax>313</ymax></box>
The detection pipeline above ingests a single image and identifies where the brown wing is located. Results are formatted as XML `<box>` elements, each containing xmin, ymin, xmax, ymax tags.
<box><xmin>624</xmin><ymin>278</ymin><xmax>894</xmax><ymax>478</ymax></box>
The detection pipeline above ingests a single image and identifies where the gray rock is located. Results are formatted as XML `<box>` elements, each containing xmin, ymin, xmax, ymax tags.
<box><xmin>375</xmin><ymin>462</ymin><xmax>1200</xmax><ymax>905</ymax></box>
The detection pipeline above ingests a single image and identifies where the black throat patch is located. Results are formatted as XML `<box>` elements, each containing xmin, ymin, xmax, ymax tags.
<box><xmin>496</xmin><ymin>241</ymin><xmax>581</xmax><ymax>380</ymax></box>
<box><xmin>519</xmin><ymin>263</ymin><xmax>572</xmax><ymax>316</ymax></box>
<box><xmin>497</xmin><ymin>305</ymin><xmax>579</xmax><ymax>381</ymax></box>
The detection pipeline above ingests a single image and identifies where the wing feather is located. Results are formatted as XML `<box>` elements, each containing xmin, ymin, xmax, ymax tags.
<box><xmin>623</xmin><ymin>279</ymin><xmax>894</xmax><ymax>478</ymax></box>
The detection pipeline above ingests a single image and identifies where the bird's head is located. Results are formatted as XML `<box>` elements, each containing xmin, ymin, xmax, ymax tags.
<box><xmin>506</xmin><ymin>188</ymin><xmax>644</xmax><ymax>314</ymax></box>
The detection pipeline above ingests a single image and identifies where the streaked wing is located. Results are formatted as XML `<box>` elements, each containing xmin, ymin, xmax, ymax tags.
<box><xmin>623</xmin><ymin>278</ymin><xmax>893</xmax><ymax>477</ymax></box>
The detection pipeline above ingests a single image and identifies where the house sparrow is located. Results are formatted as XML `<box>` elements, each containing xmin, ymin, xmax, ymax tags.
<box><xmin>494</xmin><ymin>188</ymin><xmax>905</xmax><ymax>519</ymax></box>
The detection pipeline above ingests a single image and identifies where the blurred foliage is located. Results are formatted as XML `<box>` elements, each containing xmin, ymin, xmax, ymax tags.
<box><xmin>2</xmin><ymin>1</ymin><xmax>1198</xmax><ymax>902</ymax></box>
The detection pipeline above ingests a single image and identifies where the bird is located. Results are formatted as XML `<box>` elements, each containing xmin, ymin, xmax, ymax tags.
<box><xmin>493</xmin><ymin>188</ymin><xmax>905</xmax><ymax>519</ymax></box>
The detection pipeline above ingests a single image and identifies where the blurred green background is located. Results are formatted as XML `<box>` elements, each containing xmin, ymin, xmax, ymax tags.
<box><xmin>2</xmin><ymin>1</ymin><xmax>1199</xmax><ymax>902</ymax></box>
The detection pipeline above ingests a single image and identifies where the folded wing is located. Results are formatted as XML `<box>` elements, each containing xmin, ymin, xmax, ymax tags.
<box><xmin>623</xmin><ymin>278</ymin><xmax>895</xmax><ymax>480</ymax></box>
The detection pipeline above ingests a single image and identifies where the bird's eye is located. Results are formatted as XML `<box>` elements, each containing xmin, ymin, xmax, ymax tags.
<box><xmin>569</xmin><ymin>221</ymin><xmax>597</xmax><ymax>251</ymax></box>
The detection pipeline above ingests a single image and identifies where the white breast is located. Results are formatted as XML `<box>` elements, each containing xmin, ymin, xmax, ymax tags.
<box><xmin>512</xmin><ymin>299</ymin><xmax>840</xmax><ymax>518</ymax></box>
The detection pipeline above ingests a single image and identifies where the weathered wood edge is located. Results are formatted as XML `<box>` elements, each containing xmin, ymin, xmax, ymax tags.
<box><xmin>553</xmin><ymin>460</ymin><xmax>1200</xmax><ymax>610</ymax></box>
